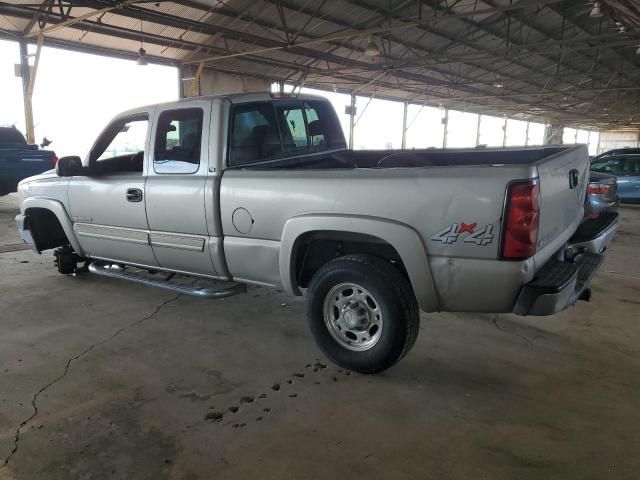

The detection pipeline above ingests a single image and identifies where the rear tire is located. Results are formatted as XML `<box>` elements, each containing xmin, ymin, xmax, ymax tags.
<box><xmin>305</xmin><ymin>254</ymin><xmax>420</xmax><ymax>374</ymax></box>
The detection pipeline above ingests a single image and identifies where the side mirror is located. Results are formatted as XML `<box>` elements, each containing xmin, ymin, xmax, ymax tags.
<box><xmin>55</xmin><ymin>156</ymin><xmax>84</xmax><ymax>177</ymax></box>
<box><xmin>40</xmin><ymin>137</ymin><xmax>52</xmax><ymax>148</ymax></box>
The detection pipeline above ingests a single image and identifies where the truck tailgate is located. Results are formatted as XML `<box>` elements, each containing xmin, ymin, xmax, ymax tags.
<box><xmin>535</xmin><ymin>145</ymin><xmax>589</xmax><ymax>253</ymax></box>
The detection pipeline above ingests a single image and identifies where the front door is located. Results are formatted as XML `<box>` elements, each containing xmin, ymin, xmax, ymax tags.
<box><xmin>68</xmin><ymin>112</ymin><xmax>158</xmax><ymax>267</ymax></box>
<box><xmin>145</xmin><ymin>101</ymin><xmax>218</xmax><ymax>276</ymax></box>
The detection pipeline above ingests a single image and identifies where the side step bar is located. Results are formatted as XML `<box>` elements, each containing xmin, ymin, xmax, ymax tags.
<box><xmin>88</xmin><ymin>263</ymin><xmax>246</xmax><ymax>299</ymax></box>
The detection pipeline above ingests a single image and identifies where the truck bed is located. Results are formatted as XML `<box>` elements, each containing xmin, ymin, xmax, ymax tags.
<box><xmin>242</xmin><ymin>145</ymin><xmax>573</xmax><ymax>171</ymax></box>
<box><xmin>343</xmin><ymin>145</ymin><xmax>569</xmax><ymax>168</ymax></box>
<box><xmin>225</xmin><ymin>143</ymin><xmax>589</xmax><ymax>310</ymax></box>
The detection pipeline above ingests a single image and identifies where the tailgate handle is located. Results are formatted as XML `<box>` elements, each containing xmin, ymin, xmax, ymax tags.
<box><xmin>569</xmin><ymin>169</ymin><xmax>579</xmax><ymax>189</ymax></box>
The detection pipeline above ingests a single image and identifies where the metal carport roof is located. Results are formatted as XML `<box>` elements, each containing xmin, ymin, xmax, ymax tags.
<box><xmin>1</xmin><ymin>0</ymin><xmax>640</xmax><ymax>129</ymax></box>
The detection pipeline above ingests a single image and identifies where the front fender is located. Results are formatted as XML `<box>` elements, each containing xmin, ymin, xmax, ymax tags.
<box><xmin>22</xmin><ymin>197</ymin><xmax>84</xmax><ymax>256</ymax></box>
<box><xmin>279</xmin><ymin>214</ymin><xmax>439</xmax><ymax>312</ymax></box>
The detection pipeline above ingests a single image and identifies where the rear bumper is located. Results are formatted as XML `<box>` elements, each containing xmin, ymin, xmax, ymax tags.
<box><xmin>513</xmin><ymin>212</ymin><xmax>618</xmax><ymax>316</ymax></box>
<box><xmin>589</xmin><ymin>194</ymin><xmax>619</xmax><ymax>215</ymax></box>
<box><xmin>15</xmin><ymin>213</ymin><xmax>38</xmax><ymax>253</ymax></box>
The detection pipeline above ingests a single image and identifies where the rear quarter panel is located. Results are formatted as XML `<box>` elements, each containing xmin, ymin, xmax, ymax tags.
<box><xmin>220</xmin><ymin>164</ymin><xmax>537</xmax><ymax>312</ymax></box>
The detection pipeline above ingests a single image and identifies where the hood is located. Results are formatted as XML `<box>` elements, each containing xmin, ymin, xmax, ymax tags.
<box><xmin>17</xmin><ymin>169</ymin><xmax>57</xmax><ymax>187</ymax></box>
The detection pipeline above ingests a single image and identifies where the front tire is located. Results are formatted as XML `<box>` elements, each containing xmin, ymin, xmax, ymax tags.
<box><xmin>54</xmin><ymin>245</ymin><xmax>79</xmax><ymax>275</ymax></box>
<box><xmin>305</xmin><ymin>254</ymin><xmax>420</xmax><ymax>374</ymax></box>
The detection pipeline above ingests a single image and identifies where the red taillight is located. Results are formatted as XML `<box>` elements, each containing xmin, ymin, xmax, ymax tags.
<box><xmin>52</xmin><ymin>155</ymin><xmax>59</xmax><ymax>167</ymax></box>
<box><xmin>501</xmin><ymin>180</ymin><xmax>540</xmax><ymax>260</ymax></box>
<box><xmin>587</xmin><ymin>183</ymin><xmax>610</xmax><ymax>195</ymax></box>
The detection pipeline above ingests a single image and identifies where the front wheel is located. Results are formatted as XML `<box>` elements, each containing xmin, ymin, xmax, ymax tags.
<box><xmin>305</xmin><ymin>254</ymin><xmax>420</xmax><ymax>374</ymax></box>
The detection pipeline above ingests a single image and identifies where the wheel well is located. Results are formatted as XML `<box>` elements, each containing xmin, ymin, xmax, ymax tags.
<box><xmin>293</xmin><ymin>231</ymin><xmax>408</xmax><ymax>288</ymax></box>
<box><xmin>26</xmin><ymin>208</ymin><xmax>69</xmax><ymax>252</ymax></box>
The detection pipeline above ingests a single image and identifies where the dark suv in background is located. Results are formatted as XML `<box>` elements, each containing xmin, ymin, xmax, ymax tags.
<box><xmin>0</xmin><ymin>126</ymin><xmax>57</xmax><ymax>196</ymax></box>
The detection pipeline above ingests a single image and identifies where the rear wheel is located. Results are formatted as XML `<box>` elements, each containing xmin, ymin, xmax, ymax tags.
<box><xmin>305</xmin><ymin>254</ymin><xmax>420</xmax><ymax>374</ymax></box>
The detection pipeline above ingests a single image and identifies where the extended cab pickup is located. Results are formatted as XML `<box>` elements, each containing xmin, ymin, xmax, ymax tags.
<box><xmin>0</xmin><ymin>126</ymin><xmax>57</xmax><ymax>196</ymax></box>
<box><xmin>15</xmin><ymin>92</ymin><xmax>618</xmax><ymax>373</ymax></box>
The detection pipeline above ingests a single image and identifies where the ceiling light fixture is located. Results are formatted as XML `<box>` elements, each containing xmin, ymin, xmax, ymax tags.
<box><xmin>364</xmin><ymin>36</ymin><xmax>381</xmax><ymax>57</ymax></box>
<box><xmin>136</xmin><ymin>47</ymin><xmax>148</xmax><ymax>66</ymax></box>
<box><xmin>590</xmin><ymin>2</ymin><xmax>603</xmax><ymax>18</ymax></box>
<box><xmin>493</xmin><ymin>74</ymin><xmax>504</xmax><ymax>88</ymax></box>
<box><xmin>636</xmin><ymin>45</ymin><xmax>640</xmax><ymax>55</ymax></box>
<box><xmin>136</xmin><ymin>20</ymin><xmax>148</xmax><ymax>66</ymax></box>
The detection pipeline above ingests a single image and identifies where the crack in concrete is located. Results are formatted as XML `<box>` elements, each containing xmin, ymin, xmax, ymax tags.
<box><xmin>0</xmin><ymin>294</ymin><xmax>181</xmax><ymax>470</ymax></box>
<box><xmin>492</xmin><ymin>315</ymin><xmax>534</xmax><ymax>347</ymax></box>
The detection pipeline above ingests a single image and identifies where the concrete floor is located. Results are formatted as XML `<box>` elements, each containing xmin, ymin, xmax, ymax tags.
<box><xmin>0</xmin><ymin>193</ymin><xmax>638</xmax><ymax>480</ymax></box>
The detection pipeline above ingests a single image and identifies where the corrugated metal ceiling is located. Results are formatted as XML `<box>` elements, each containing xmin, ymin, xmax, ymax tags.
<box><xmin>1</xmin><ymin>0</ymin><xmax>640</xmax><ymax>128</ymax></box>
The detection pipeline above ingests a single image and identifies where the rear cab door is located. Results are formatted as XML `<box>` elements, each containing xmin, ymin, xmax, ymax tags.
<box><xmin>145</xmin><ymin>99</ymin><xmax>220</xmax><ymax>276</ymax></box>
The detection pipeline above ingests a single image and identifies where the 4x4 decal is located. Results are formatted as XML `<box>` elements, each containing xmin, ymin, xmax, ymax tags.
<box><xmin>431</xmin><ymin>223</ymin><xmax>494</xmax><ymax>245</ymax></box>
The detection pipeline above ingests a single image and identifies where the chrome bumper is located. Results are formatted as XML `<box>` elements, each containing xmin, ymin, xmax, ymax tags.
<box><xmin>15</xmin><ymin>214</ymin><xmax>39</xmax><ymax>253</ymax></box>
<box><xmin>513</xmin><ymin>212</ymin><xmax>618</xmax><ymax>316</ymax></box>
<box><xmin>568</xmin><ymin>212</ymin><xmax>619</xmax><ymax>255</ymax></box>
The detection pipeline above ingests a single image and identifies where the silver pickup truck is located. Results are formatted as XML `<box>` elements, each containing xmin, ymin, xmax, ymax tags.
<box><xmin>15</xmin><ymin>92</ymin><xmax>618</xmax><ymax>373</ymax></box>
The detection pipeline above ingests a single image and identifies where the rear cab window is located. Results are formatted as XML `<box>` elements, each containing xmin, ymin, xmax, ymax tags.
<box><xmin>228</xmin><ymin>99</ymin><xmax>346</xmax><ymax>167</ymax></box>
<box><xmin>154</xmin><ymin>108</ymin><xmax>203</xmax><ymax>174</ymax></box>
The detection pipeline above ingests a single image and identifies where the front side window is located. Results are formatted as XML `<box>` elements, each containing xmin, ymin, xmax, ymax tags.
<box><xmin>154</xmin><ymin>108</ymin><xmax>203</xmax><ymax>174</ymax></box>
<box><xmin>97</xmin><ymin>118</ymin><xmax>148</xmax><ymax>161</ymax></box>
<box><xmin>90</xmin><ymin>114</ymin><xmax>148</xmax><ymax>174</ymax></box>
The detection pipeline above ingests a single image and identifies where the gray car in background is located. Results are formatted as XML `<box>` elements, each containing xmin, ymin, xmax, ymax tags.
<box><xmin>591</xmin><ymin>149</ymin><xmax>640</xmax><ymax>204</ymax></box>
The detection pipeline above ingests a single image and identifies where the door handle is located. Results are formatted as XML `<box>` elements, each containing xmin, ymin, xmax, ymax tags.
<box><xmin>126</xmin><ymin>188</ymin><xmax>143</xmax><ymax>202</ymax></box>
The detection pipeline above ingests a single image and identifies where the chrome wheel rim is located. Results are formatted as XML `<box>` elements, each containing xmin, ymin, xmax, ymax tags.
<box><xmin>322</xmin><ymin>283</ymin><xmax>383</xmax><ymax>351</ymax></box>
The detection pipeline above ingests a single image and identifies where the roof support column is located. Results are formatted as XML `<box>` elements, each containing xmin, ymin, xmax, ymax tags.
<box><xmin>502</xmin><ymin>116</ymin><xmax>507</xmax><ymax>147</ymax></box>
<box><xmin>401</xmin><ymin>101</ymin><xmax>408</xmax><ymax>149</ymax></box>
<box><xmin>348</xmin><ymin>94</ymin><xmax>356</xmax><ymax>150</ymax></box>
<box><xmin>442</xmin><ymin>108</ymin><xmax>448</xmax><ymax>148</ymax></box>
<box><xmin>19</xmin><ymin>34</ymin><xmax>43</xmax><ymax>145</ymax></box>
<box><xmin>545</xmin><ymin>123</ymin><xmax>564</xmax><ymax>145</ymax></box>
<box><xmin>19</xmin><ymin>40</ymin><xmax>35</xmax><ymax>144</ymax></box>
<box><xmin>177</xmin><ymin>63</ymin><xmax>185</xmax><ymax>98</ymax></box>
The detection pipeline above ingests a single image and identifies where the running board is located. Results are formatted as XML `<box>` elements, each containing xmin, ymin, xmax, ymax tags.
<box><xmin>88</xmin><ymin>263</ymin><xmax>246</xmax><ymax>298</ymax></box>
